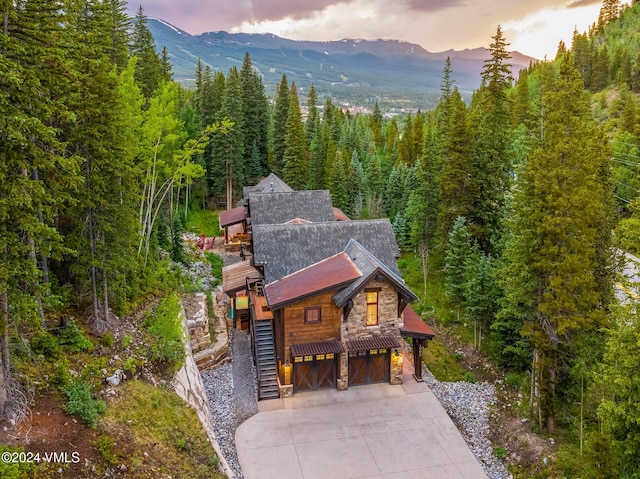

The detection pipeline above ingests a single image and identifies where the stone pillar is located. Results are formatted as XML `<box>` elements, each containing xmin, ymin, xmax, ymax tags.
<box><xmin>390</xmin><ymin>349</ymin><xmax>403</xmax><ymax>385</ymax></box>
<box><xmin>337</xmin><ymin>352</ymin><xmax>349</xmax><ymax>390</ymax></box>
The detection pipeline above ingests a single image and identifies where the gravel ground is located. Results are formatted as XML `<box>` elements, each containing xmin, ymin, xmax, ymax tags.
<box><xmin>422</xmin><ymin>368</ymin><xmax>509</xmax><ymax>479</ymax></box>
<box><xmin>202</xmin><ymin>330</ymin><xmax>258</xmax><ymax>479</ymax></box>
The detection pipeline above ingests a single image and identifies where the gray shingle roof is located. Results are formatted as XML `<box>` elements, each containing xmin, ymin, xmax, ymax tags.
<box><xmin>333</xmin><ymin>239</ymin><xmax>417</xmax><ymax>307</ymax></box>
<box><xmin>252</xmin><ymin>219</ymin><xmax>401</xmax><ymax>283</ymax></box>
<box><xmin>249</xmin><ymin>190</ymin><xmax>335</xmax><ymax>225</ymax></box>
<box><xmin>242</xmin><ymin>173</ymin><xmax>293</xmax><ymax>199</ymax></box>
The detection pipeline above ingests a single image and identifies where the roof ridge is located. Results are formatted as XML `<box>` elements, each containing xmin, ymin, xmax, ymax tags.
<box><xmin>343</xmin><ymin>239</ymin><xmax>405</xmax><ymax>285</ymax></box>
<box><xmin>264</xmin><ymin>251</ymin><xmax>361</xmax><ymax>287</ymax></box>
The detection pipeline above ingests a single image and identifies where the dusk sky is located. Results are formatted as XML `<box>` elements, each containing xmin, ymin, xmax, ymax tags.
<box><xmin>128</xmin><ymin>1</ymin><xmax>619</xmax><ymax>60</ymax></box>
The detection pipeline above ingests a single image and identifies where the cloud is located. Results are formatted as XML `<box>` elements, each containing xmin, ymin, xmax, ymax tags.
<box><xmin>249</xmin><ymin>0</ymin><xmax>345</xmax><ymax>22</ymax></box>
<box><xmin>400</xmin><ymin>0</ymin><xmax>466</xmax><ymax>12</ymax></box>
<box><xmin>567</xmin><ymin>0</ymin><xmax>600</xmax><ymax>7</ymax></box>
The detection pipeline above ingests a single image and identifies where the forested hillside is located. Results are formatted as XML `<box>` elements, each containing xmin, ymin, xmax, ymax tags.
<box><xmin>3</xmin><ymin>0</ymin><xmax>640</xmax><ymax>477</ymax></box>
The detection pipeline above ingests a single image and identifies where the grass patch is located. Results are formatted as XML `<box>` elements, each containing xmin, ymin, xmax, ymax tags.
<box><xmin>184</xmin><ymin>209</ymin><xmax>220</xmax><ymax>237</ymax></box>
<box><xmin>99</xmin><ymin>380</ymin><xmax>224</xmax><ymax>478</ymax></box>
<box><xmin>398</xmin><ymin>250</ymin><xmax>458</xmax><ymax>324</ymax></box>
<box><xmin>422</xmin><ymin>338</ymin><xmax>466</xmax><ymax>382</ymax></box>
<box><xmin>144</xmin><ymin>293</ymin><xmax>185</xmax><ymax>372</ymax></box>
<box><xmin>204</xmin><ymin>252</ymin><xmax>224</xmax><ymax>287</ymax></box>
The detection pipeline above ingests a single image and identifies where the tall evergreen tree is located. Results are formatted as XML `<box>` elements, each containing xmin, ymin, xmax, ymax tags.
<box><xmin>445</xmin><ymin>216</ymin><xmax>472</xmax><ymax>321</ymax></box>
<box><xmin>131</xmin><ymin>5</ymin><xmax>163</xmax><ymax>99</ymax></box>
<box><xmin>271</xmin><ymin>74</ymin><xmax>290</xmax><ymax>175</ymax></box>
<box><xmin>283</xmin><ymin>83</ymin><xmax>308</xmax><ymax>189</ymax></box>
<box><xmin>305</xmin><ymin>84</ymin><xmax>320</xmax><ymax>146</ymax></box>
<box><xmin>0</xmin><ymin>0</ymin><xmax>81</xmax><ymax>420</ymax></box>
<box><xmin>160</xmin><ymin>46</ymin><xmax>173</xmax><ymax>82</ymax></box>
<box><xmin>470</xmin><ymin>25</ymin><xmax>513</xmax><ymax>253</ymax></box>
<box><xmin>501</xmin><ymin>59</ymin><xmax>614</xmax><ymax>433</ymax></box>
<box><xmin>437</xmin><ymin>88</ymin><xmax>476</xmax><ymax>240</ymax></box>
<box><xmin>210</xmin><ymin>67</ymin><xmax>244</xmax><ymax>202</ymax></box>
<box><xmin>240</xmin><ymin>52</ymin><xmax>268</xmax><ymax>181</ymax></box>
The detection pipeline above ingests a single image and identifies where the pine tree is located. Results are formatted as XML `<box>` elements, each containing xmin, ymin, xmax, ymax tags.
<box><xmin>309</xmin><ymin>123</ymin><xmax>329</xmax><ymax>189</ymax></box>
<box><xmin>440</xmin><ymin>56</ymin><xmax>455</xmax><ymax>106</ymax></box>
<box><xmin>326</xmin><ymin>148</ymin><xmax>349</xmax><ymax>211</ymax></box>
<box><xmin>397</xmin><ymin>114</ymin><xmax>414</xmax><ymax>165</ymax></box>
<box><xmin>240</xmin><ymin>53</ymin><xmax>268</xmax><ymax>181</ymax></box>
<box><xmin>131</xmin><ymin>5</ymin><xmax>163</xmax><ymax>99</ymax></box>
<box><xmin>271</xmin><ymin>74</ymin><xmax>290</xmax><ymax>175</ymax></box>
<box><xmin>283</xmin><ymin>83</ymin><xmax>308</xmax><ymax>189</ymax></box>
<box><xmin>65</xmin><ymin>0</ymin><xmax>144</xmax><ymax>330</ymax></box>
<box><xmin>210</xmin><ymin>67</ymin><xmax>244</xmax><ymax>202</ymax></box>
<box><xmin>0</xmin><ymin>0</ymin><xmax>81</xmax><ymax>420</ymax></box>
<box><xmin>160</xmin><ymin>46</ymin><xmax>173</xmax><ymax>82</ymax></box>
<box><xmin>437</xmin><ymin>88</ymin><xmax>476</xmax><ymax>240</ymax></box>
<box><xmin>599</xmin><ymin>303</ymin><xmax>640</xmax><ymax>474</ymax></box>
<box><xmin>305</xmin><ymin>84</ymin><xmax>320</xmax><ymax>146</ymax></box>
<box><xmin>501</xmin><ymin>59</ymin><xmax>614</xmax><ymax>433</ymax></box>
<box><xmin>104</xmin><ymin>0</ymin><xmax>131</xmax><ymax>69</ymax></box>
<box><xmin>407</xmin><ymin>117</ymin><xmax>442</xmax><ymax>296</ymax></box>
<box><xmin>464</xmin><ymin>248</ymin><xmax>500</xmax><ymax>351</ymax></box>
<box><xmin>470</xmin><ymin>26</ymin><xmax>513</xmax><ymax>253</ymax></box>
<box><xmin>444</xmin><ymin>216</ymin><xmax>472</xmax><ymax>321</ymax></box>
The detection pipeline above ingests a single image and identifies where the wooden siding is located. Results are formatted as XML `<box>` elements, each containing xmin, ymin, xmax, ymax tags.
<box><xmin>282</xmin><ymin>291</ymin><xmax>342</xmax><ymax>363</ymax></box>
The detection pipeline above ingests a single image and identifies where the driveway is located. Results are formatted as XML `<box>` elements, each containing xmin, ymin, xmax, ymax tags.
<box><xmin>235</xmin><ymin>360</ymin><xmax>488</xmax><ymax>479</ymax></box>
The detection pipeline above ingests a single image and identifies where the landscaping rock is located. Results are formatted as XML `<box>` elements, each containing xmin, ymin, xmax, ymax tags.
<box><xmin>422</xmin><ymin>368</ymin><xmax>509</xmax><ymax>479</ymax></box>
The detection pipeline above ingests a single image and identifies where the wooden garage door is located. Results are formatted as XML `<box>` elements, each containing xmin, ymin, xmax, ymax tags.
<box><xmin>348</xmin><ymin>349</ymin><xmax>390</xmax><ymax>386</ymax></box>
<box><xmin>293</xmin><ymin>353</ymin><xmax>337</xmax><ymax>392</ymax></box>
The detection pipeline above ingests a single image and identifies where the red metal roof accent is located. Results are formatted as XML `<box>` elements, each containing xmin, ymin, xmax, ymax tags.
<box><xmin>400</xmin><ymin>306</ymin><xmax>436</xmax><ymax>339</ymax></box>
<box><xmin>264</xmin><ymin>252</ymin><xmax>361</xmax><ymax>308</ymax></box>
<box><xmin>290</xmin><ymin>341</ymin><xmax>345</xmax><ymax>357</ymax></box>
<box><xmin>284</xmin><ymin>217</ymin><xmax>312</xmax><ymax>224</ymax></box>
<box><xmin>346</xmin><ymin>336</ymin><xmax>401</xmax><ymax>351</ymax></box>
<box><xmin>219</xmin><ymin>206</ymin><xmax>246</xmax><ymax>228</ymax></box>
<box><xmin>333</xmin><ymin>207</ymin><xmax>350</xmax><ymax>221</ymax></box>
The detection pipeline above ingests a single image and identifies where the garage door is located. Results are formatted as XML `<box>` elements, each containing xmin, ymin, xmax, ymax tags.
<box><xmin>348</xmin><ymin>348</ymin><xmax>390</xmax><ymax>386</ymax></box>
<box><xmin>293</xmin><ymin>353</ymin><xmax>337</xmax><ymax>392</ymax></box>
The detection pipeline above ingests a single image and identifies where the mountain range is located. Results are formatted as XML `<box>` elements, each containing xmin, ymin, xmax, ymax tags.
<box><xmin>148</xmin><ymin>18</ymin><xmax>536</xmax><ymax>109</ymax></box>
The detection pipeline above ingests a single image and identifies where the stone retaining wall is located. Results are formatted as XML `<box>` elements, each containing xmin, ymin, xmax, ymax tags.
<box><xmin>173</xmin><ymin>299</ymin><xmax>235</xmax><ymax>479</ymax></box>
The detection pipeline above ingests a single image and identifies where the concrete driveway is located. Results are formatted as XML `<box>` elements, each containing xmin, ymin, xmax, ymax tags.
<box><xmin>235</xmin><ymin>361</ymin><xmax>488</xmax><ymax>479</ymax></box>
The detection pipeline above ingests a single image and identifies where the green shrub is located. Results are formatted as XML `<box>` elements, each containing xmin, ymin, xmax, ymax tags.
<box><xmin>121</xmin><ymin>333</ymin><xmax>133</xmax><ymax>349</ymax></box>
<box><xmin>145</xmin><ymin>293</ymin><xmax>185</xmax><ymax>371</ymax></box>
<box><xmin>204</xmin><ymin>252</ymin><xmax>224</xmax><ymax>287</ymax></box>
<box><xmin>505</xmin><ymin>372</ymin><xmax>523</xmax><ymax>389</ymax></box>
<box><xmin>58</xmin><ymin>319</ymin><xmax>93</xmax><ymax>352</ymax></box>
<box><xmin>463</xmin><ymin>372</ymin><xmax>477</xmax><ymax>383</ymax></box>
<box><xmin>100</xmin><ymin>333</ymin><xmax>114</xmax><ymax>347</ymax></box>
<box><xmin>493</xmin><ymin>446</ymin><xmax>507</xmax><ymax>459</ymax></box>
<box><xmin>30</xmin><ymin>331</ymin><xmax>61</xmax><ymax>359</ymax></box>
<box><xmin>52</xmin><ymin>357</ymin><xmax>72</xmax><ymax>388</ymax></box>
<box><xmin>63</xmin><ymin>380</ymin><xmax>106</xmax><ymax>427</ymax></box>
<box><xmin>0</xmin><ymin>446</ymin><xmax>37</xmax><ymax>479</ymax></box>
<box><xmin>93</xmin><ymin>435</ymin><xmax>119</xmax><ymax>466</ymax></box>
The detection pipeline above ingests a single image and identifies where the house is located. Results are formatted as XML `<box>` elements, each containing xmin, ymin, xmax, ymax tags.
<box><xmin>221</xmin><ymin>174</ymin><xmax>434</xmax><ymax>399</ymax></box>
<box><xmin>219</xmin><ymin>173</ymin><xmax>295</xmax><ymax>250</ymax></box>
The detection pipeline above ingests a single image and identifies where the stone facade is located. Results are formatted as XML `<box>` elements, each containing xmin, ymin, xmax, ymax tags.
<box><xmin>340</xmin><ymin>277</ymin><xmax>404</xmax><ymax>385</ymax></box>
<box><xmin>341</xmin><ymin>278</ymin><xmax>404</xmax><ymax>341</ymax></box>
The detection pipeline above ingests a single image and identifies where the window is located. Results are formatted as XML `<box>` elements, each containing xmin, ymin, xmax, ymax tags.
<box><xmin>304</xmin><ymin>306</ymin><xmax>321</xmax><ymax>323</ymax></box>
<box><xmin>366</xmin><ymin>290</ymin><xmax>378</xmax><ymax>326</ymax></box>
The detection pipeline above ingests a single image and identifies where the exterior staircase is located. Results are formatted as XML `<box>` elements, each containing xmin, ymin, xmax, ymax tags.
<box><xmin>254</xmin><ymin>319</ymin><xmax>279</xmax><ymax>400</ymax></box>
